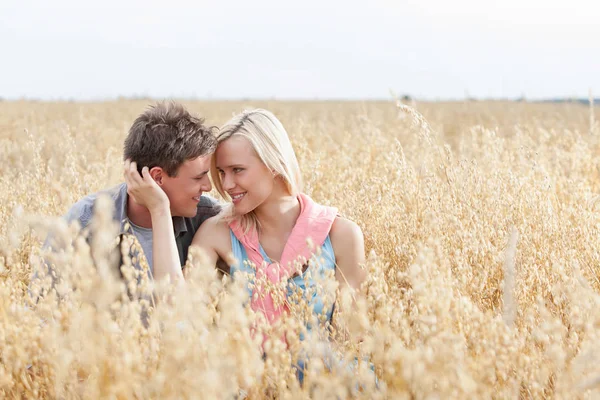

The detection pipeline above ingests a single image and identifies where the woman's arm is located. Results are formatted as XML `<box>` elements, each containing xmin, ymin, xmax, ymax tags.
<box><xmin>190</xmin><ymin>215</ymin><xmax>234</xmax><ymax>274</ymax></box>
<box><xmin>329</xmin><ymin>217</ymin><xmax>367</xmax><ymax>342</ymax></box>
<box><xmin>329</xmin><ymin>217</ymin><xmax>367</xmax><ymax>291</ymax></box>
<box><xmin>124</xmin><ymin>160</ymin><xmax>184</xmax><ymax>286</ymax></box>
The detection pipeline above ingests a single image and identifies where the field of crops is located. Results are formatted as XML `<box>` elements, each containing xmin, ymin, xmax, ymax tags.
<box><xmin>1</xmin><ymin>99</ymin><xmax>600</xmax><ymax>399</ymax></box>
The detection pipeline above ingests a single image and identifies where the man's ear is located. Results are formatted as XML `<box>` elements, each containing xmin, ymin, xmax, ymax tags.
<box><xmin>149</xmin><ymin>167</ymin><xmax>165</xmax><ymax>185</ymax></box>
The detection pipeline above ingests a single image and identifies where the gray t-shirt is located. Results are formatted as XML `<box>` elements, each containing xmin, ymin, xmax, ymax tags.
<box><xmin>128</xmin><ymin>219</ymin><xmax>155</xmax><ymax>273</ymax></box>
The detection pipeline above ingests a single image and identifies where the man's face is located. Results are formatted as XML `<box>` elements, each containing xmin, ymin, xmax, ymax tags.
<box><xmin>160</xmin><ymin>155</ymin><xmax>213</xmax><ymax>217</ymax></box>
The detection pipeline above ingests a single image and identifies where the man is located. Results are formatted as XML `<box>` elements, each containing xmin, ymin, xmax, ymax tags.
<box><xmin>30</xmin><ymin>101</ymin><xmax>220</xmax><ymax>299</ymax></box>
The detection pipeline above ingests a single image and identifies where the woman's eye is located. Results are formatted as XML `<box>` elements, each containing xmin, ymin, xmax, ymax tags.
<box><xmin>233</xmin><ymin>168</ymin><xmax>243</xmax><ymax>173</ymax></box>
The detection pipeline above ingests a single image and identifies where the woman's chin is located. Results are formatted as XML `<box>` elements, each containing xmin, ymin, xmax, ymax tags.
<box><xmin>231</xmin><ymin>203</ymin><xmax>246</xmax><ymax>215</ymax></box>
<box><xmin>231</xmin><ymin>202</ymin><xmax>257</xmax><ymax>216</ymax></box>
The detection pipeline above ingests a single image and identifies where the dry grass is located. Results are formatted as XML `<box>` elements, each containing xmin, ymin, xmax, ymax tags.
<box><xmin>2</xmin><ymin>99</ymin><xmax>600</xmax><ymax>398</ymax></box>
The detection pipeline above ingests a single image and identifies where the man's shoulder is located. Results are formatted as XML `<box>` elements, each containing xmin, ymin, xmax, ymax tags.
<box><xmin>65</xmin><ymin>183</ymin><xmax>126</xmax><ymax>228</ymax></box>
<box><xmin>190</xmin><ymin>195</ymin><xmax>222</xmax><ymax>226</ymax></box>
<box><xmin>197</xmin><ymin>194</ymin><xmax>222</xmax><ymax>210</ymax></box>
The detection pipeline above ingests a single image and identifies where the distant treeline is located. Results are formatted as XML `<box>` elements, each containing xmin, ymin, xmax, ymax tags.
<box><xmin>536</xmin><ymin>98</ymin><xmax>599</xmax><ymax>105</ymax></box>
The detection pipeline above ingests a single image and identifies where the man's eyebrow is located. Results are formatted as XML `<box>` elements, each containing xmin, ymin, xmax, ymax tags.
<box><xmin>193</xmin><ymin>170</ymin><xmax>209</xmax><ymax>178</ymax></box>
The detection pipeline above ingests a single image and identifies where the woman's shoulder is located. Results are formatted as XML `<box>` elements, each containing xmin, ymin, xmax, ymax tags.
<box><xmin>329</xmin><ymin>216</ymin><xmax>367</xmax><ymax>289</ymax></box>
<box><xmin>203</xmin><ymin>213</ymin><xmax>229</xmax><ymax>227</ymax></box>
<box><xmin>330</xmin><ymin>216</ymin><xmax>363</xmax><ymax>243</ymax></box>
<box><xmin>196</xmin><ymin>213</ymin><xmax>232</xmax><ymax>240</ymax></box>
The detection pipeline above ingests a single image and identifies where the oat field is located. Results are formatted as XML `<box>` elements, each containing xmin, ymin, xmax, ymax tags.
<box><xmin>1</xmin><ymin>99</ymin><xmax>600</xmax><ymax>399</ymax></box>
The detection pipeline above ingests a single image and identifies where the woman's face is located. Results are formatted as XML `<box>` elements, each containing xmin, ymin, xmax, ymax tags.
<box><xmin>215</xmin><ymin>136</ymin><xmax>275</xmax><ymax>215</ymax></box>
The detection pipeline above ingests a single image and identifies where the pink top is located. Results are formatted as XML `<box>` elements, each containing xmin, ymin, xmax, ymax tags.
<box><xmin>229</xmin><ymin>193</ymin><xmax>338</xmax><ymax>328</ymax></box>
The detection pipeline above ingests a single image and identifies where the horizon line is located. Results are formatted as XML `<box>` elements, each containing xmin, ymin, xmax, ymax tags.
<box><xmin>1</xmin><ymin>95</ymin><xmax>598</xmax><ymax>104</ymax></box>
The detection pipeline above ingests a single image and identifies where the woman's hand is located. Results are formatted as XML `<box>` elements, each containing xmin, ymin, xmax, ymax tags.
<box><xmin>123</xmin><ymin>159</ymin><xmax>170</xmax><ymax>214</ymax></box>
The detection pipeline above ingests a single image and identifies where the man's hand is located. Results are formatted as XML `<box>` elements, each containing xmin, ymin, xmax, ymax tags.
<box><xmin>123</xmin><ymin>159</ymin><xmax>170</xmax><ymax>214</ymax></box>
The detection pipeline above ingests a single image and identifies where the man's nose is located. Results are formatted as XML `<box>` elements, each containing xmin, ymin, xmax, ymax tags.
<box><xmin>202</xmin><ymin>178</ymin><xmax>212</xmax><ymax>192</ymax></box>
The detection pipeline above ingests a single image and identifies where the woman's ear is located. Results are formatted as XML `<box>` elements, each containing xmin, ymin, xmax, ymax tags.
<box><xmin>149</xmin><ymin>167</ymin><xmax>164</xmax><ymax>185</ymax></box>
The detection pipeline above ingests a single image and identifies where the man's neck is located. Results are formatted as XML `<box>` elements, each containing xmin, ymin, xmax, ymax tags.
<box><xmin>126</xmin><ymin>195</ymin><xmax>153</xmax><ymax>229</ymax></box>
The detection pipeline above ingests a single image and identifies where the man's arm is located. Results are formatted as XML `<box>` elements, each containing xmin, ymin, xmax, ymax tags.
<box><xmin>124</xmin><ymin>161</ymin><xmax>184</xmax><ymax>287</ymax></box>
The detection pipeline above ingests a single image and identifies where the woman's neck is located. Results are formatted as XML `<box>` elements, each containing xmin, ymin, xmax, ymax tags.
<box><xmin>254</xmin><ymin>186</ymin><xmax>300</xmax><ymax>238</ymax></box>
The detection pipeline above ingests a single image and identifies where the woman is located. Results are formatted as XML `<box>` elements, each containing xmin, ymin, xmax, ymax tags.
<box><xmin>124</xmin><ymin>109</ymin><xmax>366</xmax><ymax>333</ymax></box>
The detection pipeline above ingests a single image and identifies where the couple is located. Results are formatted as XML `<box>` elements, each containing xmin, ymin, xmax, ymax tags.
<box><xmin>44</xmin><ymin>101</ymin><xmax>366</xmax><ymax>332</ymax></box>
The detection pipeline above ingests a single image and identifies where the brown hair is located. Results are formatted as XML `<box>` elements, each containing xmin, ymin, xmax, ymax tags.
<box><xmin>124</xmin><ymin>101</ymin><xmax>217</xmax><ymax>176</ymax></box>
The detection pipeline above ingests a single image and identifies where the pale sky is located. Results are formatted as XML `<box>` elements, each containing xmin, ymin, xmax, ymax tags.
<box><xmin>1</xmin><ymin>0</ymin><xmax>598</xmax><ymax>100</ymax></box>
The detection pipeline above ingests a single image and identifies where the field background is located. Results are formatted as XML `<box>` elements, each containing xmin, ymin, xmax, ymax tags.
<box><xmin>1</xmin><ymin>100</ymin><xmax>600</xmax><ymax>399</ymax></box>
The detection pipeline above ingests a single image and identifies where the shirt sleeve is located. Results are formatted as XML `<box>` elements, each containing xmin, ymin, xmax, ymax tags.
<box><xmin>42</xmin><ymin>197</ymin><xmax>95</xmax><ymax>250</ymax></box>
<box><xmin>196</xmin><ymin>195</ymin><xmax>222</xmax><ymax>224</ymax></box>
<box><xmin>29</xmin><ymin>197</ymin><xmax>96</xmax><ymax>303</ymax></box>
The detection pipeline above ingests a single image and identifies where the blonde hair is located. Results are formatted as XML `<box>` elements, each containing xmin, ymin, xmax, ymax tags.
<box><xmin>211</xmin><ymin>109</ymin><xmax>303</xmax><ymax>233</ymax></box>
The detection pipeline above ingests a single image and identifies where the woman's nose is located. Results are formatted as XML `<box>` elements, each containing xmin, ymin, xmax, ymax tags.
<box><xmin>222</xmin><ymin>173</ymin><xmax>234</xmax><ymax>190</ymax></box>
